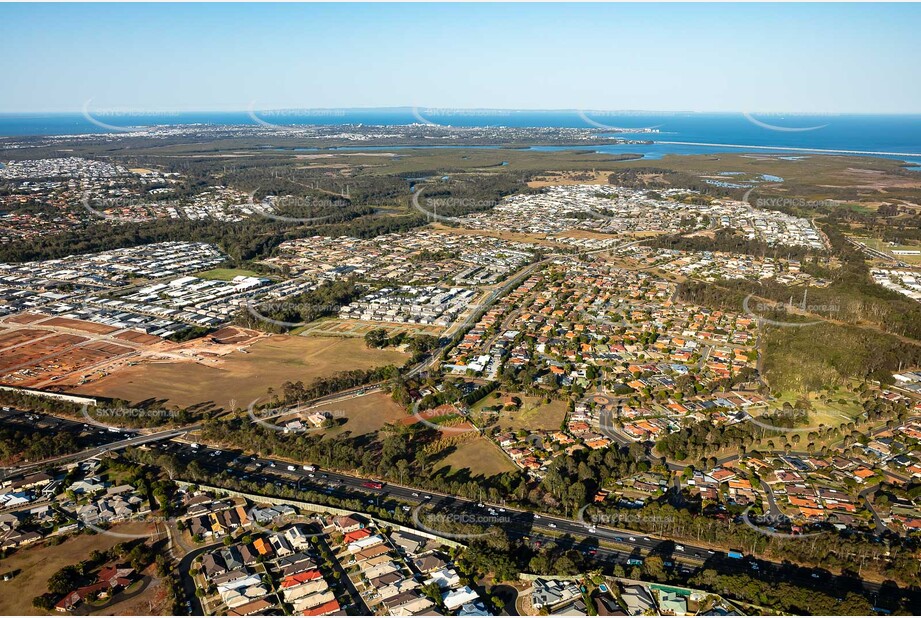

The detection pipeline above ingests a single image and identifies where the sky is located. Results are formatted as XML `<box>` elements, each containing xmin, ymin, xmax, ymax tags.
<box><xmin>0</xmin><ymin>3</ymin><xmax>919</xmax><ymax>114</ymax></box>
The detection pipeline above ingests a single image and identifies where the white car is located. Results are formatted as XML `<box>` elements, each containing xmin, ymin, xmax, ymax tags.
<box><xmin>548</xmin><ymin>523</ymin><xmax>557</xmax><ymax>528</ymax></box>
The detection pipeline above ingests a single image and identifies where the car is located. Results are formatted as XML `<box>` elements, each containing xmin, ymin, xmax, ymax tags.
<box><xmin>423</xmin><ymin>495</ymin><xmax>431</xmax><ymax>500</ymax></box>
<box><xmin>402</xmin><ymin>506</ymin><xmax>411</xmax><ymax>512</ymax></box>
<box><xmin>707</xmin><ymin>550</ymin><xmax>714</xmax><ymax>554</ymax></box>
<box><xmin>628</xmin><ymin>537</ymin><xmax>636</xmax><ymax>541</ymax></box>
<box><xmin>308</xmin><ymin>473</ymin><xmax>315</xmax><ymax>477</ymax></box>
<box><xmin>675</xmin><ymin>544</ymin><xmax>685</xmax><ymax>551</ymax></box>
<box><xmin>548</xmin><ymin>523</ymin><xmax>557</xmax><ymax>528</ymax></box>
<box><xmin>498</xmin><ymin>508</ymin><xmax>505</xmax><ymax>512</ymax></box>
<box><xmin>412</xmin><ymin>492</ymin><xmax>419</xmax><ymax>497</ymax></box>
<box><xmin>534</xmin><ymin>514</ymin><xmax>541</xmax><ymax>519</ymax></box>
<box><xmin>811</xmin><ymin>572</ymin><xmax>820</xmax><ymax>579</ymax></box>
<box><xmin>588</xmin><ymin>527</ymin><xmax>597</xmax><ymax>533</ymax></box>
<box><xmin>477</xmin><ymin>503</ymin><xmax>485</xmax><ymax>508</ymax></box>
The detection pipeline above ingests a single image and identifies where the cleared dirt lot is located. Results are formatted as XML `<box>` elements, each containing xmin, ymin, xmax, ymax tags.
<box><xmin>76</xmin><ymin>336</ymin><xmax>408</xmax><ymax>409</ymax></box>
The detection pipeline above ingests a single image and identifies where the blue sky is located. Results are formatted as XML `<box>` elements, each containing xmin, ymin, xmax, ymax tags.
<box><xmin>1</xmin><ymin>3</ymin><xmax>918</xmax><ymax>113</ymax></box>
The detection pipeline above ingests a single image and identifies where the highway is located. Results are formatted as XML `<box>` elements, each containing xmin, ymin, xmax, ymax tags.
<box><xmin>147</xmin><ymin>439</ymin><xmax>892</xmax><ymax>601</ymax></box>
<box><xmin>0</xmin><ymin>411</ymin><xmax>196</xmax><ymax>480</ymax></box>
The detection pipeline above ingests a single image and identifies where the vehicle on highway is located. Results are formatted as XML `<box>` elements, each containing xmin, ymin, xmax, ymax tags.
<box><xmin>548</xmin><ymin>523</ymin><xmax>557</xmax><ymax>528</ymax></box>
<box><xmin>362</xmin><ymin>480</ymin><xmax>384</xmax><ymax>490</ymax></box>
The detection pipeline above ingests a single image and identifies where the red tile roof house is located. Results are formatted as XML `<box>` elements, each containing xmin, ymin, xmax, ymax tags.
<box><xmin>55</xmin><ymin>565</ymin><xmax>135</xmax><ymax>611</ymax></box>
<box><xmin>303</xmin><ymin>599</ymin><xmax>341</xmax><ymax>616</ymax></box>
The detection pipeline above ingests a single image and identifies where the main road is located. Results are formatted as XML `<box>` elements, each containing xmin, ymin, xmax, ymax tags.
<box><xmin>148</xmin><ymin>439</ymin><xmax>890</xmax><ymax>600</ymax></box>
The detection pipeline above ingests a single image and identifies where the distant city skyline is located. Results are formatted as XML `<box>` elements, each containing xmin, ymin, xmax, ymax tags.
<box><xmin>1</xmin><ymin>3</ymin><xmax>919</xmax><ymax>114</ymax></box>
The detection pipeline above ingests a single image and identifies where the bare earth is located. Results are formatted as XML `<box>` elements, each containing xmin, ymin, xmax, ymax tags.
<box><xmin>73</xmin><ymin>336</ymin><xmax>408</xmax><ymax>409</ymax></box>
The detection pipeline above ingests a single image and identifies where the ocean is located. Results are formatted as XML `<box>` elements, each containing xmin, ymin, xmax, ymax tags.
<box><xmin>1</xmin><ymin>110</ymin><xmax>920</xmax><ymax>163</ymax></box>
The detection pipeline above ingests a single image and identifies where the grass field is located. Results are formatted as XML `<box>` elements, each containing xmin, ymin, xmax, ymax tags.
<box><xmin>434</xmin><ymin>437</ymin><xmax>517</xmax><ymax>477</ymax></box>
<box><xmin>851</xmin><ymin>236</ymin><xmax>921</xmax><ymax>265</ymax></box>
<box><xmin>472</xmin><ymin>393</ymin><xmax>569</xmax><ymax>432</ymax></box>
<box><xmin>749</xmin><ymin>387</ymin><xmax>863</xmax><ymax>447</ymax></box>
<box><xmin>74</xmin><ymin>336</ymin><xmax>407</xmax><ymax>409</ymax></box>
<box><xmin>0</xmin><ymin>524</ymin><xmax>156</xmax><ymax>616</ymax></box>
<box><xmin>196</xmin><ymin>267</ymin><xmax>267</xmax><ymax>281</ymax></box>
<box><xmin>319</xmin><ymin>391</ymin><xmax>408</xmax><ymax>437</ymax></box>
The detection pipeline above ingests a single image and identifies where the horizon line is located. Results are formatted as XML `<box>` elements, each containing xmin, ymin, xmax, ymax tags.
<box><xmin>2</xmin><ymin>108</ymin><xmax>921</xmax><ymax>116</ymax></box>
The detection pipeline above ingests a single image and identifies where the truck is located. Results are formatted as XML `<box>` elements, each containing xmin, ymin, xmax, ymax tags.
<box><xmin>302</xmin><ymin>465</ymin><xmax>316</xmax><ymax>472</ymax></box>
<box><xmin>361</xmin><ymin>480</ymin><xmax>384</xmax><ymax>490</ymax></box>
<box><xmin>727</xmin><ymin>550</ymin><xmax>744</xmax><ymax>559</ymax></box>
<box><xmin>627</xmin><ymin>558</ymin><xmax>644</xmax><ymax>566</ymax></box>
